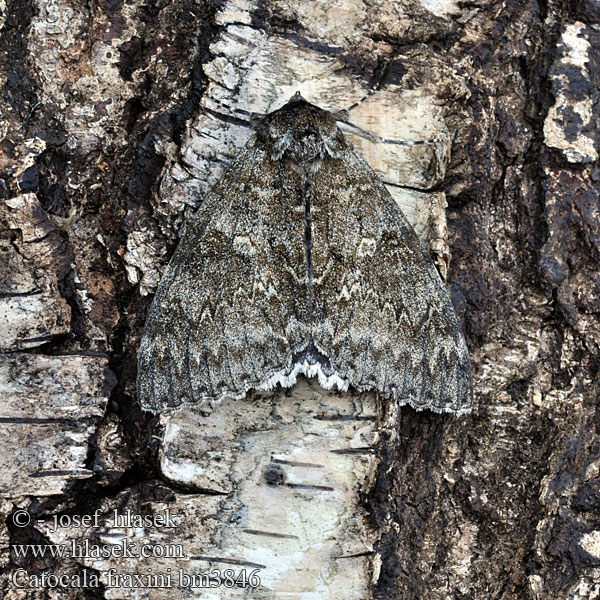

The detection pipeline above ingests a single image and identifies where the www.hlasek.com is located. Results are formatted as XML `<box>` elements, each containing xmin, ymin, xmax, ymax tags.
<box><xmin>10</xmin><ymin>508</ymin><xmax>262</xmax><ymax>590</ymax></box>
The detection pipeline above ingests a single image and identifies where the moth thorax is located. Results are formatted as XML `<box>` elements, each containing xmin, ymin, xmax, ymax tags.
<box><xmin>263</xmin><ymin>101</ymin><xmax>346</xmax><ymax>164</ymax></box>
<box><xmin>270</xmin><ymin>130</ymin><xmax>344</xmax><ymax>163</ymax></box>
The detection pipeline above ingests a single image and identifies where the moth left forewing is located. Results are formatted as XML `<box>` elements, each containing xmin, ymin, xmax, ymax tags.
<box><xmin>138</xmin><ymin>144</ymin><xmax>311</xmax><ymax>412</ymax></box>
<box><xmin>310</xmin><ymin>148</ymin><xmax>472</xmax><ymax>414</ymax></box>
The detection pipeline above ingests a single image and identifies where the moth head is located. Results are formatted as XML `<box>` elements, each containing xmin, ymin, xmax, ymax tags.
<box><xmin>258</xmin><ymin>94</ymin><xmax>347</xmax><ymax>164</ymax></box>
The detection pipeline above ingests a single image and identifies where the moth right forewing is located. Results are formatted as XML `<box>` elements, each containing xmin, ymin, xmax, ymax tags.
<box><xmin>310</xmin><ymin>148</ymin><xmax>472</xmax><ymax>413</ymax></box>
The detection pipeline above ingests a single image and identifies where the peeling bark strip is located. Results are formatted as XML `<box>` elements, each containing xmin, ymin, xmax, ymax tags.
<box><xmin>0</xmin><ymin>353</ymin><xmax>111</xmax><ymax>496</ymax></box>
<box><xmin>1</xmin><ymin>193</ymin><xmax>71</xmax><ymax>350</ymax></box>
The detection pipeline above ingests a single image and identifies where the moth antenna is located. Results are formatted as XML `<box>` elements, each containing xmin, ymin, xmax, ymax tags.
<box><xmin>337</xmin><ymin>120</ymin><xmax>432</xmax><ymax>147</ymax></box>
<box><xmin>341</xmin><ymin>85</ymin><xmax>380</xmax><ymax>114</ymax></box>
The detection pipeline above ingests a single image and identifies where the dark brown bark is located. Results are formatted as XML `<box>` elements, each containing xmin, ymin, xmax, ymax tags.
<box><xmin>1</xmin><ymin>0</ymin><xmax>599</xmax><ymax>598</ymax></box>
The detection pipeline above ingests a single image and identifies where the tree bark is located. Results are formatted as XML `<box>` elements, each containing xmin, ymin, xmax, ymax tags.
<box><xmin>1</xmin><ymin>0</ymin><xmax>599</xmax><ymax>598</ymax></box>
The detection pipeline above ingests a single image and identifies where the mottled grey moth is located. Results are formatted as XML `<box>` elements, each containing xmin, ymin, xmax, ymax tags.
<box><xmin>138</xmin><ymin>94</ymin><xmax>472</xmax><ymax>414</ymax></box>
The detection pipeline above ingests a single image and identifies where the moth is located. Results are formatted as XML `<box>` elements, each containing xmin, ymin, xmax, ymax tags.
<box><xmin>138</xmin><ymin>94</ymin><xmax>472</xmax><ymax>414</ymax></box>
